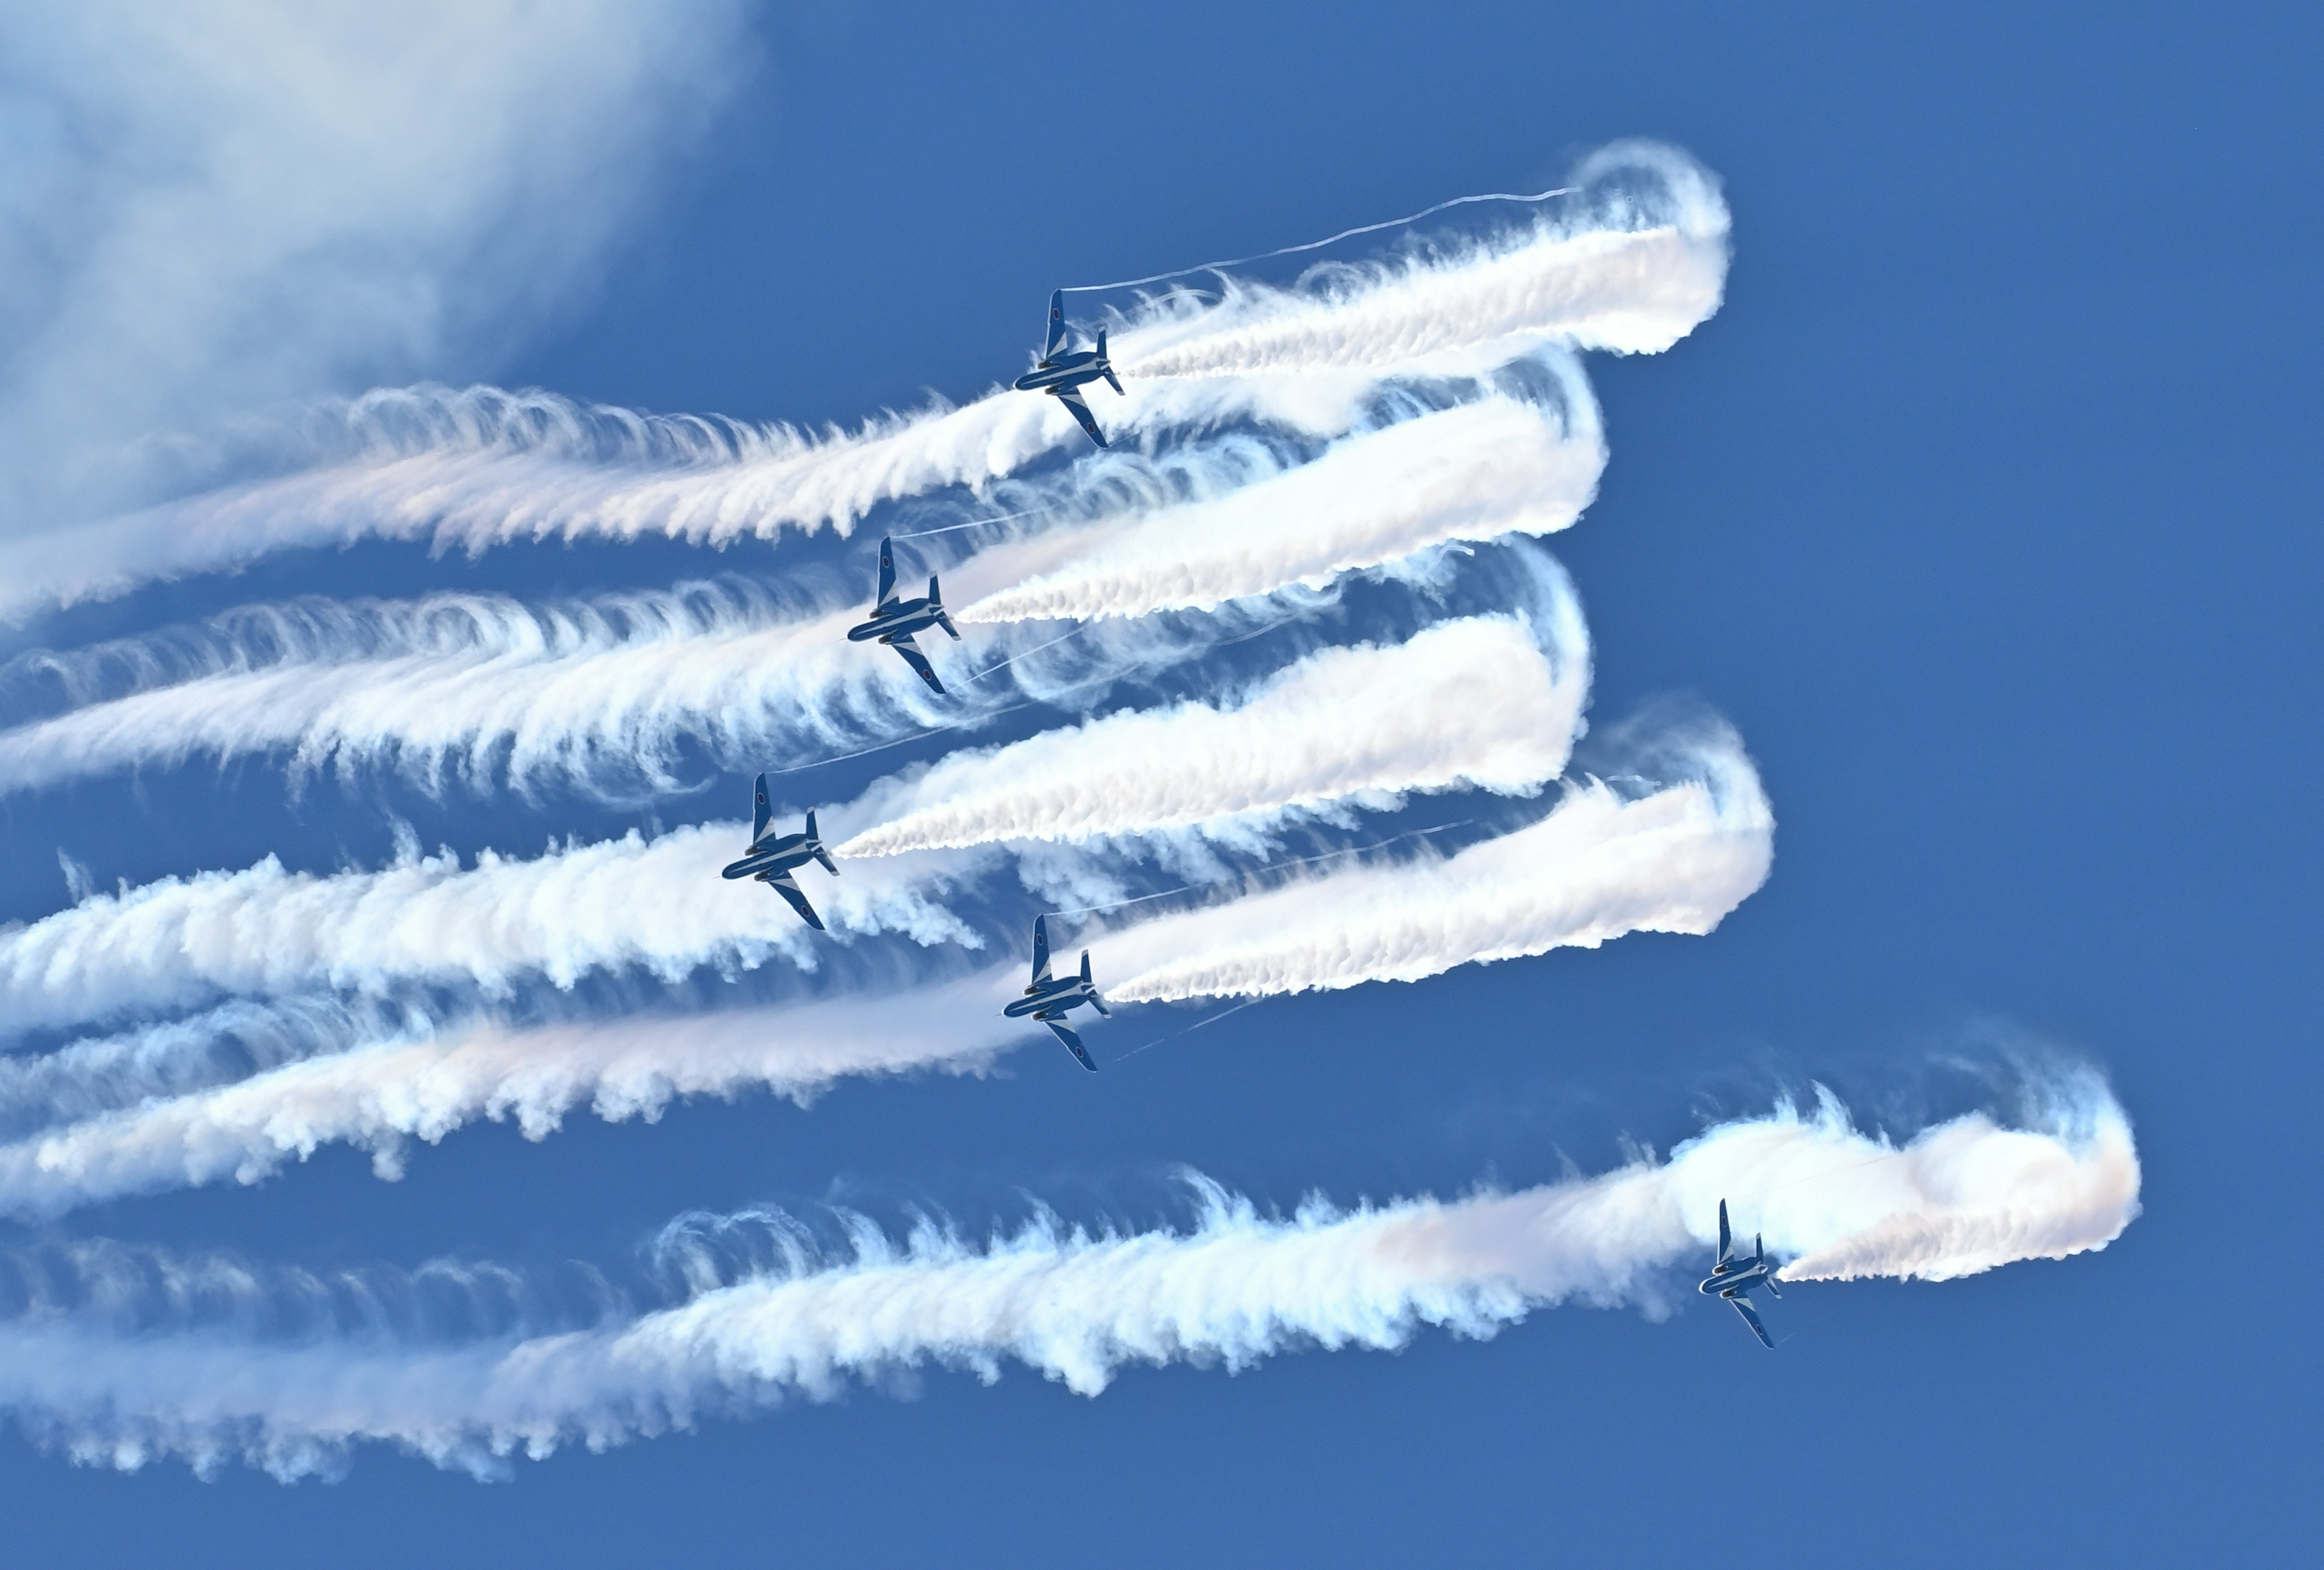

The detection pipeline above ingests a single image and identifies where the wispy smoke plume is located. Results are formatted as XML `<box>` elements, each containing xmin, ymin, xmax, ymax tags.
<box><xmin>1125</xmin><ymin>139</ymin><xmax>1728</xmax><ymax>379</ymax></box>
<box><xmin>0</xmin><ymin>827</ymin><xmax>986</xmax><ymax>1038</ymax></box>
<box><xmin>956</xmin><ymin>390</ymin><xmax>1602</xmax><ymax>624</ymax></box>
<box><xmin>0</xmin><ymin>142</ymin><xmax>1725</xmax><ymax>617</ymax></box>
<box><xmin>0</xmin><ymin>1076</ymin><xmax>2135</xmax><ymax>1479</ymax></box>
<box><xmin>837</xmin><ymin>608</ymin><xmax>1587</xmax><ymax>856</ymax></box>
<box><xmin>1098</xmin><ymin>724</ymin><xmax>1774</xmax><ymax>1003</ymax></box>
<box><xmin>0</xmin><ymin>997</ymin><xmax>388</xmax><ymax>1139</ymax></box>
<box><xmin>0</xmin><ymin>574</ymin><xmax>1281</xmax><ymax>799</ymax></box>
<box><xmin>0</xmin><ymin>975</ymin><xmax>1025</xmax><ymax>1217</ymax></box>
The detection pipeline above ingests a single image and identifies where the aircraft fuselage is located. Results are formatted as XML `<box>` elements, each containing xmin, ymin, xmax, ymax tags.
<box><xmin>1699</xmin><ymin>1260</ymin><xmax>1774</xmax><ymax>1298</ymax></box>
<box><xmin>1004</xmin><ymin>977</ymin><xmax>1100</xmax><ymax>1020</ymax></box>
<box><xmin>1011</xmin><ymin>350</ymin><xmax>1108</xmax><ymax>395</ymax></box>
<box><xmin>721</xmin><ymin>835</ymin><xmax>818</xmax><ymax>882</ymax></box>
<box><xmin>847</xmin><ymin>600</ymin><xmax>945</xmax><ymax>643</ymax></box>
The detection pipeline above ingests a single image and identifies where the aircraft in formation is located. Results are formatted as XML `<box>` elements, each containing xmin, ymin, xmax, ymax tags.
<box><xmin>847</xmin><ymin>536</ymin><xmax>962</xmax><ymax>694</ymax></box>
<box><xmin>720</xmin><ymin>774</ymin><xmax>841</xmax><ymax>930</ymax></box>
<box><xmin>1001</xmin><ymin>914</ymin><xmax>1111</xmax><ymax>1071</ymax></box>
<box><xmin>1011</xmin><ymin>288</ymin><xmax>1123</xmax><ymax>448</ymax></box>
<box><xmin>1699</xmin><ymin>1199</ymin><xmax>1783</xmax><ymax>1348</ymax></box>
<box><xmin>845</xmin><ymin>294</ymin><xmax>1121</xmax><ymax>694</ymax></box>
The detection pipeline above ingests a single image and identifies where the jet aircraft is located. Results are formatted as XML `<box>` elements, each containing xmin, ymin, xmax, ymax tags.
<box><xmin>719</xmin><ymin>774</ymin><xmax>839</xmax><ymax>930</ymax></box>
<box><xmin>1001</xmin><ymin>914</ymin><xmax>1111</xmax><ymax>1071</ymax></box>
<box><xmin>1011</xmin><ymin>289</ymin><xmax>1123</xmax><ymax>448</ymax></box>
<box><xmin>1698</xmin><ymin>1199</ymin><xmax>1783</xmax><ymax>1348</ymax></box>
<box><xmin>846</xmin><ymin>536</ymin><xmax>961</xmax><ymax>693</ymax></box>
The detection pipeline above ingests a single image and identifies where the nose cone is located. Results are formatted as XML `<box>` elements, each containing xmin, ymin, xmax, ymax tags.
<box><xmin>720</xmin><ymin>858</ymin><xmax>756</xmax><ymax>879</ymax></box>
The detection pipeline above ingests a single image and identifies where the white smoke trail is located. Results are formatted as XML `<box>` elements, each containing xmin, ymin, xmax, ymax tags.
<box><xmin>0</xmin><ymin>389</ymin><xmax>1589</xmax><ymax>800</ymax></box>
<box><xmin>1124</xmin><ymin>140</ymin><xmax>1728</xmax><ymax>379</ymax></box>
<box><xmin>0</xmin><ymin>588</ymin><xmax>1612</xmax><ymax>1036</ymax></box>
<box><xmin>0</xmin><ymin>826</ymin><xmax>987</xmax><ymax>1038</ymax></box>
<box><xmin>0</xmin><ymin>708</ymin><xmax>1762</xmax><ymax>1195</ymax></box>
<box><xmin>836</xmin><ymin>607</ymin><xmax>1588</xmax><ymax>857</ymax></box>
<box><xmin>0</xmin><ymin>1077</ymin><xmax>2136</xmax><ymax>1479</ymax></box>
<box><xmin>0</xmin><ymin>997</ymin><xmax>391</xmax><ymax>1139</ymax></box>
<box><xmin>0</xmin><ymin>583</ymin><xmax>873</xmax><ymax>797</ymax></box>
<box><xmin>0</xmin><ymin>142</ymin><xmax>1726</xmax><ymax>617</ymax></box>
<box><xmin>0</xmin><ymin>973</ymin><xmax>1026</xmax><ymax>1217</ymax></box>
<box><xmin>0</xmin><ymin>570</ymin><xmax>1287</xmax><ymax>799</ymax></box>
<box><xmin>1097</xmin><ymin>727</ymin><xmax>1774</xmax><ymax>1004</ymax></box>
<box><xmin>954</xmin><ymin>390</ymin><xmax>1603</xmax><ymax>624</ymax></box>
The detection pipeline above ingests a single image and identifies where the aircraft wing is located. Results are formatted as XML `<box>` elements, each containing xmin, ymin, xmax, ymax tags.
<box><xmin>887</xmin><ymin>633</ymin><xmax>945</xmax><ymax>694</ymax></box>
<box><xmin>1717</xmin><ymin>1199</ymin><xmax>1735</xmax><ymax>1269</ymax></box>
<box><xmin>1045</xmin><ymin>289</ymin><xmax>1068</xmax><ymax>359</ymax></box>
<box><xmin>1055</xmin><ymin>387</ymin><xmax>1108</xmax><ymax>449</ymax></box>
<box><xmin>1043</xmin><ymin>1017</ymin><xmax>1098</xmax><ymax>1072</ymax></box>
<box><xmin>1729</xmin><ymin>1296</ymin><xmax>1774</xmax><ymax>1349</ymax></box>
<box><xmin>763</xmin><ymin>869</ymin><xmax>826</xmax><ymax>932</ymax></box>
<box><xmin>1030</xmin><ymin>915</ymin><xmax>1053</xmax><ymax>987</ymax></box>
<box><xmin>875</xmin><ymin>537</ymin><xmax>899</xmax><ymax>608</ymax></box>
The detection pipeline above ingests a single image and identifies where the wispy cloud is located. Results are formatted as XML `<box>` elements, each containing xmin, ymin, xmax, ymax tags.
<box><xmin>0</xmin><ymin>0</ymin><xmax>755</xmax><ymax>539</ymax></box>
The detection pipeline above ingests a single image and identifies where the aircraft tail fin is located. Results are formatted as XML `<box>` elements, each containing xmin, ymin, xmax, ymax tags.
<box><xmin>804</xmin><ymin>810</ymin><xmax>839</xmax><ymax>875</ymax></box>
<box><xmin>928</xmin><ymin>577</ymin><xmax>962</xmax><ymax>639</ymax></box>
<box><xmin>752</xmin><ymin>774</ymin><xmax>773</xmax><ymax>844</ymax></box>
<box><xmin>1097</xmin><ymin>328</ymin><xmax>1123</xmax><ymax>395</ymax></box>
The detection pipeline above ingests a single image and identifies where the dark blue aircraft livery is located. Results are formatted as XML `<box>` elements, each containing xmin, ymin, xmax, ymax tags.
<box><xmin>719</xmin><ymin>773</ymin><xmax>839</xmax><ymax>930</ymax></box>
<box><xmin>1010</xmin><ymin>289</ymin><xmax>1123</xmax><ymax>448</ymax></box>
<box><xmin>1001</xmin><ymin>914</ymin><xmax>1111</xmax><ymax>1071</ymax></box>
<box><xmin>846</xmin><ymin>536</ymin><xmax>961</xmax><ymax>693</ymax></box>
<box><xmin>1699</xmin><ymin>1199</ymin><xmax>1784</xmax><ymax>1348</ymax></box>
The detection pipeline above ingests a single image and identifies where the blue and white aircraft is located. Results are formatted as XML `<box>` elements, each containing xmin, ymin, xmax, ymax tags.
<box><xmin>718</xmin><ymin>774</ymin><xmax>839</xmax><ymax>931</ymax></box>
<box><xmin>846</xmin><ymin>536</ymin><xmax>961</xmax><ymax>694</ymax></box>
<box><xmin>1010</xmin><ymin>289</ymin><xmax>1123</xmax><ymax>448</ymax></box>
<box><xmin>1001</xmin><ymin>914</ymin><xmax>1110</xmax><ymax>1071</ymax></box>
<box><xmin>1699</xmin><ymin>1199</ymin><xmax>1783</xmax><ymax>1348</ymax></box>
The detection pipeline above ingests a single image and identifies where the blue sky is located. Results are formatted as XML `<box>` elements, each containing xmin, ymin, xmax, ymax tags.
<box><xmin>0</xmin><ymin>1</ymin><xmax>2314</xmax><ymax>1564</ymax></box>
